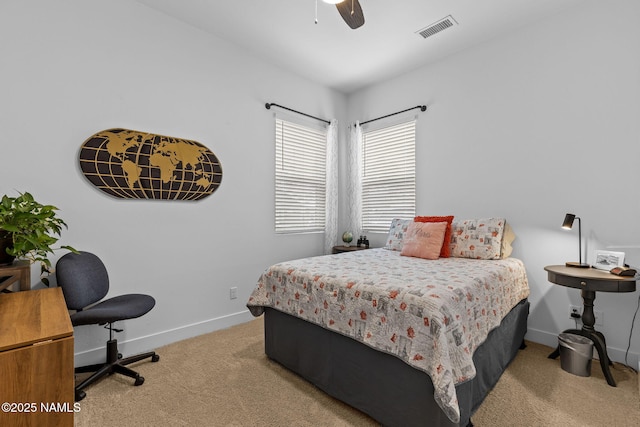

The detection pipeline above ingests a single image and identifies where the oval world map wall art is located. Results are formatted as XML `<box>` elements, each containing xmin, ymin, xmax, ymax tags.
<box><xmin>79</xmin><ymin>128</ymin><xmax>222</xmax><ymax>200</ymax></box>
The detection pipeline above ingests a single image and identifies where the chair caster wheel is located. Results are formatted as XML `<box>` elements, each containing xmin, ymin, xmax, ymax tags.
<box><xmin>152</xmin><ymin>354</ymin><xmax>160</xmax><ymax>362</ymax></box>
<box><xmin>75</xmin><ymin>390</ymin><xmax>86</xmax><ymax>402</ymax></box>
<box><xmin>134</xmin><ymin>376</ymin><xmax>145</xmax><ymax>386</ymax></box>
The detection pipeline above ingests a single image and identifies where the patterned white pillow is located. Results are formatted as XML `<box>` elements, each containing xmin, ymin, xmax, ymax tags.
<box><xmin>384</xmin><ymin>218</ymin><xmax>412</xmax><ymax>251</ymax></box>
<box><xmin>449</xmin><ymin>218</ymin><xmax>506</xmax><ymax>260</ymax></box>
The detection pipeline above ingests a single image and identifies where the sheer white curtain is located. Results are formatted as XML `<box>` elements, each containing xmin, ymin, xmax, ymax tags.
<box><xmin>324</xmin><ymin>119</ymin><xmax>339</xmax><ymax>254</ymax></box>
<box><xmin>346</xmin><ymin>121</ymin><xmax>363</xmax><ymax>240</ymax></box>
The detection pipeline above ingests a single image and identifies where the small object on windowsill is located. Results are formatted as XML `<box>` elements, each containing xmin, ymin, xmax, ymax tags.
<box><xmin>342</xmin><ymin>231</ymin><xmax>354</xmax><ymax>247</ymax></box>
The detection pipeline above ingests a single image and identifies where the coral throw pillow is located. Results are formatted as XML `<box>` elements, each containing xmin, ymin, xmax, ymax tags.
<box><xmin>414</xmin><ymin>215</ymin><xmax>454</xmax><ymax>257</ymax></box>
<box><xmin>400</xmin><ymin>221</ymin><xmax>448</xmax><ymax>260</ymax></box>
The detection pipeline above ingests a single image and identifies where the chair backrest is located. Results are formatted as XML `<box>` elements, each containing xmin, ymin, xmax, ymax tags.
<box><xmin>56</xmin><ymin>251</ymin><xmax>110</xmax><ymax>311</ymax></box>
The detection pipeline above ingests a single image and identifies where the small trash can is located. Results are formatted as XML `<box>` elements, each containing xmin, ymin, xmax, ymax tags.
<box><xmin>558</xmin><ymin>333</ymin><xmax>593</xmax><ymax>377</ymax></box>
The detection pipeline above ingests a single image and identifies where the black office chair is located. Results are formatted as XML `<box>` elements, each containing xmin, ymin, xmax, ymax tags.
<box><xmin>56</xmin><ymin>251</ymin><xmax>159</xmax><ymax>402</ymax></box>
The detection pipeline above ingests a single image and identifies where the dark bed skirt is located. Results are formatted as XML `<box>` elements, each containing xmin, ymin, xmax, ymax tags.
<box><xmin>263</xmin><ymin>299</ymin><xmax>529</xmax><ymax>427</ymax></box>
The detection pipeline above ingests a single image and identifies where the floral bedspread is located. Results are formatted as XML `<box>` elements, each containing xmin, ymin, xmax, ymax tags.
<box><xmin>247</xmin><ymin>249</ymin><xmax>529</xmax><ymax>423</ymax></box>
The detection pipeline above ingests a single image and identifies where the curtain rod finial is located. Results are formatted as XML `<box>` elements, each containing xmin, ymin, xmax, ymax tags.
<box><xmin>265</xmin><ymin>103</ymin><xmax>272</xmax><ymax>110</ymax></box>
<box><xmin>420</xmin><ymin>105</ymin><xmax>427</xmax><ymax>112</ymax></box>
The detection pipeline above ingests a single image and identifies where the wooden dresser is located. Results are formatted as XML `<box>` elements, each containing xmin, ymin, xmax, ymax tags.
<box><xmin>0</xmin><ymin>287</ymin><xmax>74</xmax><ymax>426</ymax></box>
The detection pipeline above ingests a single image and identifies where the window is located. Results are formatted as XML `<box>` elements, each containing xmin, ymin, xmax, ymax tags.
<box><xmin>275</xmin><ymin>118</ymin><xmax>327</xmax><ymax>233</ymax></box>
<box><xmin>361</xmin><ymin>120</ymin><xmax>416</xmax><ymax>232</ymax></box>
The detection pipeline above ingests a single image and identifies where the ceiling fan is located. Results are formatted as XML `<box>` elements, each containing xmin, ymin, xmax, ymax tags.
<box><xmin>323</xmin><ymin>0</ymin><xmax>365</xmax><ymax>29</ymax></box>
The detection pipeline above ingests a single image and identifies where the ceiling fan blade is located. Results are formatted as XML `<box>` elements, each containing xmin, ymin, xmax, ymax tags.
<box><xmin>336</xmin><ymin>0</ymin><xmax>364</xmax><ymax>29</ymax></box>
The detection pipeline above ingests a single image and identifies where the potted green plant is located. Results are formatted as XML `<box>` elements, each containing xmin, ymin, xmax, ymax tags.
<box><xmin>0</xmin><ymin>191</ymin><xmax>76</xmax><ymax>286</ymax></box>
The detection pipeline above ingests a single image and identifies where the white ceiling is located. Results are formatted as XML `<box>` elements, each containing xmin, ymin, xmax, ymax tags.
<box><xmin>135</xmin><ymin>0</ymin><xmax>585</xmax><ymax>94</ymax></box>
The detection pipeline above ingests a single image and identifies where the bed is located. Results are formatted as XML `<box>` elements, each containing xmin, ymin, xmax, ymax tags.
<box><xmin>247</xmin><ymin>218</ymin><xmax>530</xmax><ymax>426</ymax></box>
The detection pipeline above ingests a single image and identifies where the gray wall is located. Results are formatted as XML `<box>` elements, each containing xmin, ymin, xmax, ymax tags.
<box><xmin>0</xmin><ymin>0</ymin><xmax>346</xmax><ymax>365</ymax></box>
<box><xmin>344</xmin><ymin>0</ymin><xmax>640</xmax><ymax>366</ymax></box>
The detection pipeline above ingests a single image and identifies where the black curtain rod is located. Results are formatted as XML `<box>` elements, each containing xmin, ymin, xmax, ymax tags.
<box><xmin>265</xmin><ymin>103</ymin><xmax>331</xmax><ymax>125</ymax></box>
<box><xmin>359</xmin><ymin>105</ymin><xmax>427</xmax><ymax>126</ymax></box>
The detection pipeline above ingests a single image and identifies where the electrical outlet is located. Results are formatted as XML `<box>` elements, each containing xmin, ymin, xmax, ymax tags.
<box><xmin>569</xmin><ymin>305</ymin><xmax>581</xmax><ymax>319</ymax></box>
<box><xmin>230</xmin><ymin>287</ymin><xmax>238</xmax><ymax>300</ymax></box>
<box><xmin>568</xmin><ymin>305</ymin><xmax>603</xmax><ymax>326</ymax></box>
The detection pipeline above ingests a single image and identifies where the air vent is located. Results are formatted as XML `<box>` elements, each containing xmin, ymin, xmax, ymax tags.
<box><xmin>416</xmin><ymin>15</ymin><xmax>457</xmax><ymax>39</ymax></box>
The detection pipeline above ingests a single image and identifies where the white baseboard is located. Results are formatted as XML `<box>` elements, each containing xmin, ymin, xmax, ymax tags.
<box><xmin>73</xmin><ymin>309</ymin><xmax>255</xmax><ymax>366</ymax></box>
<box><xmin>526</xmin><ymin>327</ymin><xmax>639</xmax><ymax>369</ymax></box>
<box><xmin>74</xmin><ymin>318</ymin><xmax>639</xmax><ymax>373</ymax></box>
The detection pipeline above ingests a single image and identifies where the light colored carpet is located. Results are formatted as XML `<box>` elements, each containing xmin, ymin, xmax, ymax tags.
<box><xmin>74</xmin><ymin>318</ymin><xmax>639</xmax><ymax>427</ymax></box>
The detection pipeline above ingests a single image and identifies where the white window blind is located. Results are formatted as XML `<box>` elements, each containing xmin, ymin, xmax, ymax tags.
<box><xmin>361</xmin><ymin>120</ymin><xmax>416</xmax><ymax>232</ymax></box>
<box><xmin>275</xmin><ymin>118</ymin><xmax>327</xmax><ymax>233</ymax></box>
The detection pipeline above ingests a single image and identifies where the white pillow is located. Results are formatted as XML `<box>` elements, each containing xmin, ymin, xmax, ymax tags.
<box><xmin>384</xmin><ymin>218</ymin><xmax>412</xmax><ymax>251</ymax></box>
<box><xmin>501</xmin><ymin>222</ymin><xmax>516</xmax><ymax>258</ymax></box>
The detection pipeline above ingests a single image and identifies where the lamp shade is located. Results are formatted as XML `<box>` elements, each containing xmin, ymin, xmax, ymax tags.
<box><xmin>562</xmin><ymin>213</ymin><xmax>576</xmax><ymax>229</ymax></box>
<box><xmin>323</xmin><ymin>0</ymin><xmax>345</xmax><ymax>4</ymax></box>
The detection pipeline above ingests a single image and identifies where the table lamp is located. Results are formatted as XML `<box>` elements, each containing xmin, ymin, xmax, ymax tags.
<box><xmin>562</xmin><ymin>213</ymin><xmax>589</xmax><ymax>268</ymax></box>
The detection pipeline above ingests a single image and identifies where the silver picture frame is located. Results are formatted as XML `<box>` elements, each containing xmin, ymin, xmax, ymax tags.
<box><xmin>593</xmin><ymin>250</ymin><xmax>625</xmax><ymax>271</ymax></box>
